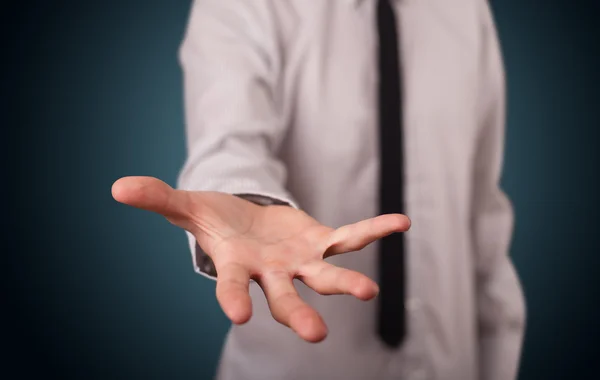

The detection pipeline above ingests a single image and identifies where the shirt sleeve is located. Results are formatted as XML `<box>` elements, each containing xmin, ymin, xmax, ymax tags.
<box><xmin>473</xmin><ymin>2</ymin><xmax>527</xmax><ymax>379</ymax></box>
<box><xmin>176</xmin><ymin>0</ymin><xmax>299</xmax><ymax>279</ymax></box>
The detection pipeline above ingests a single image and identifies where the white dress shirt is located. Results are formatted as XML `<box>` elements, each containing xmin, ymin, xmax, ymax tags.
<box><xmin>176</xmin><ymin>0</ymin><xmax>526</xmax><ymax>379</ymax></box>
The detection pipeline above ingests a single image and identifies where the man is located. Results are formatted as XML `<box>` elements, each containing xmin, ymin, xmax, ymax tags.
<box><xmin>112</xmin><ymin>0</ymin><xmax>526</xmax><ymax>379</ymax></box>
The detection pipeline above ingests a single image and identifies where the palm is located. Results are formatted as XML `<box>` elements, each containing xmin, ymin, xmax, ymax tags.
<box><xmin>112</xmin><ymin>176</ymin><xmax>410</xmax><ymax>343</ymax></box>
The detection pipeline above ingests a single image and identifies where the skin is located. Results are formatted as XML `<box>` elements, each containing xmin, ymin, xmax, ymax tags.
<box><xmin>112</xmin><ymin>176</ymin><xmax>411</xmax><ymax>343</ymax></box>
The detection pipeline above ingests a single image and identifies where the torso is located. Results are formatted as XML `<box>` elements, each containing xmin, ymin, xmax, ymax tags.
<box><xmin>218</xmin><ymin>1</ymin><xmax>494</xmax><ymax>379</ymax></box>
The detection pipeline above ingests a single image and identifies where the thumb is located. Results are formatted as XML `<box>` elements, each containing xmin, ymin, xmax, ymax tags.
<box><xmin>111</xmin><ymin>176</ymin><xmax>191</xmax><ymax>219</ymax></box>
<box><xmin>324</xmin><ymin>214</ymin><xmax>411</xmax><ymax>257</ymax></box>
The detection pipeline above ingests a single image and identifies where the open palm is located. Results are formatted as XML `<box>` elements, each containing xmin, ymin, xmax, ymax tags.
<box><xmin>112</xmin><ymin>176</ymin><xmax>410</xmax><ymax>342</ymax></box>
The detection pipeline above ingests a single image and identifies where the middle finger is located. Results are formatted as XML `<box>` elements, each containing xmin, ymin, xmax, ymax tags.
<box><xmin>258</xmin><ymin>270</ymin><xmax>327</xmax><ymax>343</ymax></box>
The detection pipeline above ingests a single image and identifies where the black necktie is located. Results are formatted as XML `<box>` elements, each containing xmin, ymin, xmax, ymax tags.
<box><xmin>377</xmin><ymin>0</ymin><xmax>405</xmax><ymax>348</ymax></box>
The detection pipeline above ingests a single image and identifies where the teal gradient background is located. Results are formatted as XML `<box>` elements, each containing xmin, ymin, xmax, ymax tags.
<box><xmin>5</xmin><ymin>0</ymin><xmax>599</xmax><ymax>379</ymax></box>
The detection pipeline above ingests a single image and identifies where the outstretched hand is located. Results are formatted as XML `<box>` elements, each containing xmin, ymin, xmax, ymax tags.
<box><xmin>112</xmin><ymin>176</ymin><xmax>410</xmax><ymax>342</ymax></box>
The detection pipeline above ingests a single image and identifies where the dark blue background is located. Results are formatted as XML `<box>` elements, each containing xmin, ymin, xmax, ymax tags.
<box><xmin>5</xmin><ymin>0</ymin><xmax>599</xmax><ymax>379</ymax></box>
